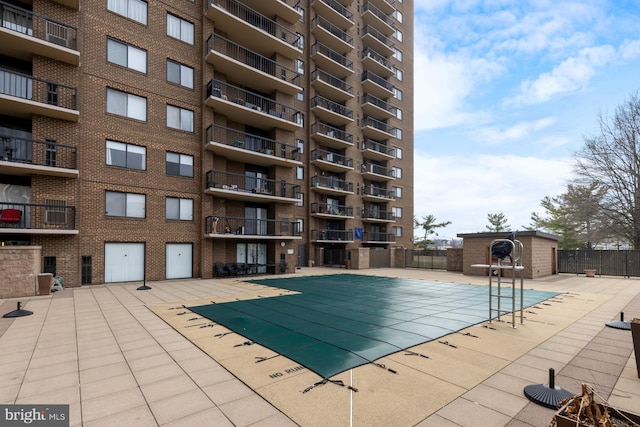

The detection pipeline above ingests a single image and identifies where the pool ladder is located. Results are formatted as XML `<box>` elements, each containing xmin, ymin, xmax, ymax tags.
<box><xmin>489</xmin><ymin>238</ymin><xmax>525</xmax><ymax>328</ymax></box>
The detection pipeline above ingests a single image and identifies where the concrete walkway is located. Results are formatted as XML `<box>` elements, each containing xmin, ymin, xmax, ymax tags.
<box><xmin>0</xmin><ymin>268</ymin><xmax>639</xmax><ymax>426</ymax></box>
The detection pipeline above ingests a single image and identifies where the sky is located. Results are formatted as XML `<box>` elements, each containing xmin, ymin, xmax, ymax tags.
<box><xmin>412</xmin><ymin>0</ymin><xmax>640</xmax><ymax>241</ymax></box>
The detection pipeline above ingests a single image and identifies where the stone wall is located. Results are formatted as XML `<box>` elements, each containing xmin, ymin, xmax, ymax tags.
<box><xmin>446</xmin><ymin>248</ymin><xmax>463</xmax><ymax>272</ymax></box>
<box><xmin>0</xmin><ymin>246</ymin><xmax>42</xmax><ymax>298</ymax></box>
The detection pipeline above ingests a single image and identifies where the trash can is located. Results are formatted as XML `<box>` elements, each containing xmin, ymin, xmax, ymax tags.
<box><xmin>37</xmin><ymin>273</ymin><xmax>52</xmax><ymax>295</ymax></box>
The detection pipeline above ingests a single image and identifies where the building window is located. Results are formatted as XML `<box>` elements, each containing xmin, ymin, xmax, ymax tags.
<box><xmin>396</xmin><ymin>108</ymin><xmax>402</xmax><ymax>120</ymax></box>
<box><xmin>393</xmin><ymin>88</ymin><xmax>403</xmax><ymax>100</ymax></box>
<box><xmin>394</xmin><ymin>29</ymin><xmax>403</xmax><ymax>42</ymax></box>
<box><xmin>167</xmin><ymin>13</ymin><xmax>194</xmax><ymax>44</ymax></box>
<box><xmin>45</xmin><ymin>139</ymin><xmax>57</xmax><ymax>167</ymax></box>
<box><xmin>392</xmin><ymin>186</ymin><xmax>402</xmax><ymax>198</ymax></box>
<box><xmin>392</xmin><ymin>207</ymin><xmax>402</xmax><ymax>218</ymax></box>
<box><xmin>392</xmin><ymin>226</ymin><xmax>402</xmax><ymax>237</ymax></box>
<box><xmin>393</xmin><ymin>10</ymin><xmax>403</xmax><ymax>23</ymax></box>
<box><xmin>47</xmin><ymin>83</ymin><xmax>58</xmax><ymax>105</ymax></box>
<box><xmin>393</xmin><ymin>48</ymin><xmax>403</xmax><ymax>61</ymax></box>
<box><xmin>295</xmin><ymin>59</ymin><xmax>304</xmax><ymax>74</ymax></box>
<box><xmin>296</xmin><ymin>90</ymin><xmax>304</xmax><ymax>101</ymax></box>
<box><xmin>106</xmin><ymin>140</ymin><xmax>146</xmax><ymax>170</ymax></box>
<box><xmin>392</xmin><ymin>167</ymin><xmax>402</xmax><ymax>179</ymax></box>
<box><xmin>395</xmin><ymin>68</ymin><xmax>403</xmax><ymax>81</ymax></box>
<box><xmin>107</xmin><ymin>38</ymin><xmax>146</xmax><ymax>73</ymax></box>
<box><xmin>167</xmin><ymin>105</ymin><xmax>194</xmax><ymax>132</ymax></box>
<box><xmin>295</xmin><ymin>218</ymin><xmax>304</xmax><ymax>233</ymax></box>
<box><xmin>166</xmin><ymin>152</ymin><xmax>193</xmax><ymax>177</ymax></box>
<box><xmin>166</xmin><ymin>197</ymin><xmax>193</xmax><ymax>220</ymax></box>
<box><xmin>106</xmin><ymin>88</ymin><xmax>147</xmax><ymax>121</ymax></box>
<box><xmin>296</xmin><ymin>166</ymin><xmax>304</xmax><ymax>180</ymax></box>
<box><xmin>295</xmin><ymin>33</ymin><xmax>304</xmax><ymax>49</ymax></box>
<box><xmin>106</xmin><ymin>191</ymin><xmax>146</xmax><ymax>218</ymax></box>
<box><xmin>395</xmin><ymin>147</ymin><xmax>403</xmax><ymax>159</ymax></box>
<box><xmin>295</xmin><ymin>192</ymin><xmax>303</xmax><ymax>207</ymax></box>
<box><xmin>296</xmin><ymin>139</ymin><xmax>304</xmax><ymax>154</ymax></box>
<box><xmin>167</xmin><ymin>59</ymin><xmax>193</xmax><ymax>88</ymax></box>
<box><xmin>107</xmin><ymin>0</ymin><xmax>147</xmax><ymax>24</ymax></box>
<box><xmin>394</xmin><ymin>128</ymin><xmax>403</xmax><ymax>140</ymax></box>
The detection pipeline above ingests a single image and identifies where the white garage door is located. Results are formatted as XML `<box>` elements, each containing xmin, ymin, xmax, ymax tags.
<box><xmin>104</xmin><ymin>243</ymin><xmax>145</xmax><ymax>283</ymax></box>
<box><xmin>166</xmin><ymin>243</ymin><xmax>192</xmax><ymax>279</ymax></box>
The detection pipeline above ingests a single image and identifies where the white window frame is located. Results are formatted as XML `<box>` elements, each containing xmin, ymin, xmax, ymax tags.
<box><xmin>392</xmin><ymin>226</ymin><xmax>402</xmax><ymax>237</ymax></box>
<box><xmin>107</xmin><ymin>0</ymin><xmax>147</xmax><ymax>24</ymax></box>
<box><xmin>106</xmin><ymin>191</ymin><xmax>146</xmax><ymax>218</ymax></box>
<box><xmin>106</xmin><ymin>88</ymin><xmax>147</xmax><ymax>121</ymax></box>
<box><xmin>395</xmin><ymin>147</ymin><xmax>403</xmax><ymax>159</ymax></box>
<box><xmin>106</xmin><ymin>140</ymin><xmax>146</xmax><ymax>170</ymax></box>
<box><xmin>295</xmin><ymin>218</ymin><xmax>304</xmax><ymax>233</ymax></box>
<box><xmin>393</xmin><ymin>48</ymin><xmax>403</xmax><ymax>62</ymax></box>
<box><xmin>296</xmin><ymin>166</ymin><xmax>304</xmax><ymax>180</ymax></box>
<box><xmin>167</xmin><ymin>13</ymin><xmax>194</xmax><ymax>45</ymax></box>
<box><xmin>392</xmin><ymin>167</ymin><xmax>402</xmax><ymax>179</ymax></box>
<box><xmin>107</xmin><ymin>38</ymin><xmax>147</xmax><ymax>73</ymax></box>
<box><xmin>166</xmin><ymin>197</ymin><xmax>193</xmax><ymax>220</ymax></box>
<box><xmin>166</xmin><ymin>152</ymin><xmax>194</xmax><ymax>177</ymax></box>
<box><xmin>295</xmin><ymin>192</ymin><xmax>303</xmax><ymax>207</ymax></box>
<box><xmin>392</xmin><ymin>186</ymin><xmax>402</xmax><ymax>199</ymax></box>
<box><xmin>393</xmin><ymin>87</ymin><xmax>403</xmax><ymax>100</ymax></box>
<box><xmin>392</xmin><ymin>206</ymin><xmax>402</xmax><ymax>218</ymax></box>
<box><xmin>166</xmin><ymin>105</ymin><xmax>194</xmax><ymax>132</ymax></box>
<box><xmin>167</xmin><ymin>59</ymin><xmax>194</xmax><ymax>89</ymax></box>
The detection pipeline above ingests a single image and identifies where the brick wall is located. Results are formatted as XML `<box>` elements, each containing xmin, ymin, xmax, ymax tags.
<box><xmin>0</xmin><ymin>246</ymin><xmax>41</xmax><ymax>298</ymax></box>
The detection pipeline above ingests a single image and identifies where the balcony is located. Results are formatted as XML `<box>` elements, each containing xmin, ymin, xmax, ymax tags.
<box><xmin>362</xmin><ymin>2</ymin><xmax>395</xmax><ymax>36</ymax></box>
<box><xmin>366</xmin><ymin>0</ymin><xmax>394</xmax><ymax>16</ymax></box>
<box><xmin>361</xmin><ymin>70</ymin><xmax>394</xmax><ymax>99</ymax></box>
<box><xmin>362</xmin><ymin>24</ymin><xmax>395</xmax><ymax>57</ymax></box>
<box><xmin>0</xmin><ymin>202</ymin><xmax>77</xmax><ymax>234</ymax></box>
<box><xmin>361</xmin><ymin>94</ymin><xmax>396</xmax><ymax>120</ymax></box>
<box><xmin>205</xmin><ymin>215</ymin><xmax>301</xmax><ymax>240</ymax></box>
<box><xmin>311</xmin><ymin>175</ymin><xmax>353</xmax><ymax>196</ymax></box>
<box><xmin>311</xmin><ymin>229</ymin><xmax>353</xmax><ymax>243</ymax></box>
<box><xmin>311</xmin><ymin>202</ymin><xmax>353</xmax><ymax>218</ymax></box>
<box><xmin>0</xmin><ymin>1</ymin><xmax>79</xmax><ymax>66</ymax></box>
<box><xmin>206</xmin><ymin>0</ymin><xmax>302</xmax><ymax>59</ymax></box>
<box><xmin>205</xmin><ymin>125</ymin><xmax>301</xmax><ymax>168</ymax></box>
<box><xmin>311</xmin><ymin>69</ymin><xmax>353</xmax><ymax>102</ymax></box>
<box><xmin>362</xmin><ymin>139</ymin><xmax>395</xmax><ymax>161</ymax></box>
<box><xmin>311</xmin><ymin>42</ymin><xmax>354</xmax><ymax>78</ymax></box>
<box><xmin>240</xmin><ymin>0</ymin><xmax>302</xmax><ymax>24</ymax></box>
<box><xmin>362</xmin><ymin>48</ymin><xmax>394</xmax><ymax>78</ymax></box>
<box><xmin>362</xmin><ymin>185</ymin><xmax>395</xmax><ymax>201</ymax></box>
<box><xmin>311</xmin><ymin>122</ymin><xmax>353</xmax><ymax>149</ymax></box>
<box><xmin>359</xmin><ymin>207</ymin><xmax>396</xmax><ymax>223</ymax></box>
<box><xmin>311</xmin><ymin>95</ymin><xmax>353</xmax><ymax>125</ymax></box>
<box><xmin>361</xmin><ymin>162</ymin><xmax>395</xmax><ymax>181</ymax></box>
<box><xmin>0</xmin><ymin>136</ymin><xmax>78</xmax><ymax>178</ymax></box>
<box><xmin>0</xmin><ymin>70</ymin><xmax>78</xmax><ymax>122</ymax></box>
<box><xmin>206</xmin><ymin>80</ymin><xmax>303</xmax><ymax>131</ymax></box>
<box><xmin>312</xmin><ymin>15</ymin><xmax>353</xmax><ymax>54</ymax></box>
<box><xmin>311</xmin><ymin>148</ymin><xmax>353</xmax><ymax>172</ymax></box>
<box><xmin>311</xmin><ymin>0</ymin><xmax>353</xmax><ymax>30</ymax></box>
<box><xmin>206</xmin><ymin>34</ymin><xmax>302</xmax><ymax>96</ymax></box>
<box><xmin>362</xmin><ymin>116</ymin><xmax>396</xmax><ymax>140</ymax></box>
<box><xmin>205</xmin><ymin>170</ymin><xmax>301</xmax><ymax>203</ymax></box>
<box><xmin>363</xmin><ymin>231</ymin><xmax>395</xmax><ymax>244</ymax></box>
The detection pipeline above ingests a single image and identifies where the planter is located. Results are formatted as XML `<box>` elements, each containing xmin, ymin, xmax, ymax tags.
<box><xmin>553</xmin><ymin>384</ymin><xmax>640</xmax><ymax>427</ymax></box>
<box><xmin>584</xmin><ymin>269</ymin><xmax>596</xmax><ymax>277</ymax></box>
<box><xmin>554</xmin><ymin>404</ymin><xmax>640</xmax><ymax>427</ymax></box>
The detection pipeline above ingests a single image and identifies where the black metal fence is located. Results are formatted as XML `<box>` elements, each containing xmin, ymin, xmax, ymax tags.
<box><xmin>406</xmin><ymin>249</ymin><xmax>447</xmax><ymax>270</ymax></box>
<box><xmin>558</xmin><ymin>250</ymin><xmax>640</xmax><ymax>277</ymax></box>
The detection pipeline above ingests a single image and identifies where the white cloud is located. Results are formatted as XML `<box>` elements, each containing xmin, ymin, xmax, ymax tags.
<box><xmin>506</xmin><ymin>45</ymin><xmax>616</xmax><ymax>105</ymax></box>
<box><xmin>475</xmin><ymin>117</ymin><xmax>556</xmax><ymax>145</ymax></box>
<box><xmin>413</xmin><ymin>150</ymin><xmax>574</xmax><ymax>238</ymax></box>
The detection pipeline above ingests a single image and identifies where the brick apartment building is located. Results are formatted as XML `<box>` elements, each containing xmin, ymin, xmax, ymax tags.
<box><xmin>0</xmin><ymin>0</ymin><xmax>414</xmax><ymax>286</ymax></box>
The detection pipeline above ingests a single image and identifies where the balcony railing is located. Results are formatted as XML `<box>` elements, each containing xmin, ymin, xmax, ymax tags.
<box><xmin>363</xmin><ymin>116</ymin><xmax>396</xmax><ymax>135</ymax></box>
<box><xmin>363</xmin><ymin>2</ymin><xmax>395</xmax><ymax>28</ymax></box>
<box><xmin>316</xmin><ymin>0</ymin><xmax>353</xmax><ymax>21</ymax></box>
<box><xmin>0</xmin><ymin>202</ymin><xmax>76</xmax><ymax>230</ymax></box>
<box><xmin>311</xmin><ymin>175</ymin><xmax>353</xmax><ymax>192</ymax></box>
<box><xmin>361</xmin><ymin>70</ymin><xmax>394</xmax><ymax>92</ymax></box>
<box><xmin>311</xmin><ymin>202</ymin><xmax>353</xmax><ymax>217</ymax></box>
<box><xmin>311</xmin><ymin>122</ymin><xmax>353</xmax><ymax>144</ymax></box>
<box><xmin>206</xmin><ymin>34</ymin><xmax>301</xmax><ymax>86</ymax></box>
<box><xmin>206</xmin><ymin>170</ymin><xmax>300</xmax><ymax>198</ymax></box>
<box><xmin>362</xmin><ymin>185</ymin><xmax>395</xmax><ymax>199</ymax></box>
<box><xmin>311</xmin><ymin>95</ymin><xmax>353</xmax><ymax>119</ymax></box>
<box><xmin>359</xmin><ymin>207</ymin><xmax>395</xmax><ymax>221</ymax></box>
<box><xmin>311</xmin><ymin>42</ymin><xmax>353</xmax><ymax>70</ymax></box>
<box><xmin>206</xmin><ymin>215</ymin><xmax>300</xmax><ymax>237</ymax></box>
<box><xmin>312</xmin><ymin>15</ymin><xmax>353</xmax><ymax>46</ymax></box>
<box><xmin>311</xmin><ymin>228</ymin><xmax>353</xmax><ymax>241</ymax></box>
<box><xmin>362</xmin><ymin>24</ymin><xmax>394</xmax><ymax>49</ymax></box>
<box><xmin>207</xmin><ymin>79</ymin><xmax>303</xmax><ymax>125</ymax></box>
<box><xmin>0</xmin><ymin>135</ymin><xmax>77</xmax><ymax>169</ymax></box>
<box><xmin>311</xmin><ymin>69</ymin><xmax>353</xmax><ymax>95</ymax></box>
<box><xmin>206</xmin><ymin>124</ymin><xmax>300</xmax><ymax>161</ymax></box>
<box><xmin>0</xmin><ymin>1</ymin><xmax>78</xmax><ymax>50</ymax></box>
<box><xmin>361</xmin><ymin>162</ymin><xmax>394</xmax><ymax>178</ymax></box>
<box><xmin>362</xmin><ymin>140</ymin><xmax>395</xmax><ymax>157</ymax></box>
<box><xmin>0</xmin><ymin>69</ymin><xmax>77</xmax><ymax>110</ymax></box>
<box><xmin>211</xmin><ymin>0</ymin><xmax>301</xmax><ymax>48</ymax></box>
<box><xmin>363</xmin><ymin>231</ymin><xmax>395</xmax><ymax>243</ymax></box>
<box><xmin>362</xmin><ymin>48</ymin><xmax>394</xmax><ymax>71</ymax></box>
<box><xmin>311</xmin><ymin>148</ymin><xmax>352</xmax><ymax>168</ymax></box>
<box><xmin>362</xmin><ymin>94</ymin><xmax>396</xmax><ymax>114</ymax></box>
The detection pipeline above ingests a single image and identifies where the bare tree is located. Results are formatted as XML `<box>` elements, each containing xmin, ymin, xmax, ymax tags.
<box><xmin>574</xmin><ymin>91</ymin><xmax>640</xmax><ymax>248</ymax></box>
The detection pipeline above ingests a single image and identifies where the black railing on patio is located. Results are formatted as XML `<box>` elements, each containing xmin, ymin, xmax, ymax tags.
<box><xmin>0</xmin><ymin>202</ymin><xmax>76</xmax><ymax>230</ymax></box>
<box><xmin>362</xmin><ymin>94</ymin><xmax>396</xmax><ymax>115</ymax></box>
<box><xmin>362</xmin><ymin>185</ymin><xmax>395</xmax><ymax>199</ymax></box>
<box><xmin>0</xmin><ymin>0</ymin><xmax>78</xmax><ymax>50</ymax></box>
<box><xmin>0</xmin><ymin>135</ymin><xmax>77</xmax><ymax>169</ymax></box>
<box><xmin>362</xmin><ymin>24</ymin><xmax>394</xmax><ymax>49</ymax></box>
<box><xmin>312</xmin><ymin>15</ymin><xmax>354</xmax><ymax>46</ymax></box>
<box><xmin>311</xmin><ymin>69</ymin><xmax>353</xmax><ymax>95</ymax></box>
<box><xmin>558</xmin><ymin>249</ymin><xmax>640</xmax><ymax>277</ymax></box>
<box><xmin>362</xmin><ymin>2</ymin><xmax>395</xmax><ymax>28</ymax></box>
<box><xmin>311</xmin><ymin>229</ymin><xmax>353</xmax><ymax>241</ymax></box>
<box><xmin>311</xmin><ymin>148</ymin><xmax>353</xmax><ymax>168</ymax></box>
<box><xmin>206</xmin><ymin>215</ymin><xmax>300</xmax><ymax>237</ymax></box>
<box><xmin>0</xmin><ymin>69</ymin><xmax>78</xmax><ymax>110</ymax></box>
<box><xmin>206</xmin><ymin>125</ymin><xmax>300</xmax><ymax>161</ymax></box>
<box><xmin>362</xmin><ymin>140</ymin><xmax>395</xmax><ymax>157</ymax></box>
<box><xmin>362</xmin><ymin>116</ymin><xmax>396</xmax><ymax>135</ymax></box>
<box><xmin>311</xmin><ymin>42</ymin><xmax>353</xmax><ymax>70</ymax></box>
<box><xmin>206</xmin><ymin>170</ymin><xmax>300</xmax><ymax>198</ymax></box>
<box><xmin>361</xmin><ymin>162</ymin><xmax>394</xmax><ymax>178</ymax></box>
<box><xmin>311</xmin><ymin>95</ymin><xmax>353</xmax><ymax>119</ymax></box>
<box><xmin>359</xmin><ymin>207</ymin><xmax>395</xmax><ymax>221</ymax></box>
<box><xmin>316</xmin><ymin>0</ymin><xmax>353</xmax><ymax>21</ymax></box>
<box><xmin>311</xmin><ymin>202</ymin><xmax>353</xmax><ymax>217</ymax></box>
<box><xmin>311</xmin><ymin>122</ymin><xmax>353</xmax><ymax>144</ymax></box>
<box><xmin>406</xmin><ymin>249</ymin><xmax>447</xmax><ymax>270</ymax></box>
<box><xmin>361</xmin><ymin>70</ymin><xmax>394</xmax><ymax>92</ymax></box>
<box><xmin>311</xmin><ymin>175</ymin><xmax>353</xmax><ymax>192</ymax></box>
<box><xmin>363</xmin><ymin>232</ymin><xmax>395</xmax><ymax>243</ymax></box>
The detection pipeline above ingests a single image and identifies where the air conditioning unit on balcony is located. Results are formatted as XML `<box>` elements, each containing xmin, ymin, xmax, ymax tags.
<box><xmin>46</xmin><ymin>21</ymin><xmax>69</xmax><ymax>47</ymax></box>
<box><xmin>45</xmin><ymin>210</ymin><xmax>66</xmax><ymax>225</ymax></box>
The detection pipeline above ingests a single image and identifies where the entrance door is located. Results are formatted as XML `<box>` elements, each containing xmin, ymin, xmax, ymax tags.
<box><xmin>297</xmin><ymin>244</ymin><xmax>306</xmax><ymax>267</ymax></box>
<box><xmin>166</xmin><ymin>243</ymin><xmax>192</xmax><ymax>279</ymax></box>
<box><xmin>104</xmin><ymin>243</ymin><xmax>144</xmax><ymax>283</ymax></box>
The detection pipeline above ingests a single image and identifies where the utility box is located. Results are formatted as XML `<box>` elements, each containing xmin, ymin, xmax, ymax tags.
<box><xmin>37</xmin><ymin>273</ymin><xmax>52</xmax><ymax>296</ymax></box>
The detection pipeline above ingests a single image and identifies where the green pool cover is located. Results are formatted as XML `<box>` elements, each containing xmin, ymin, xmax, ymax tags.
<box><xmin>189</xmin><ymin>274</ymin><xmax>559</xmax><ymax>379</ymax></box>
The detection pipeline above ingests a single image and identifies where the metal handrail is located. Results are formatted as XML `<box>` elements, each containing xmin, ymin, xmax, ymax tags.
<box><xmin>205</xmin><ymin>125</ymin><xmax>300</xmax><ymax>161</ymax></box>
